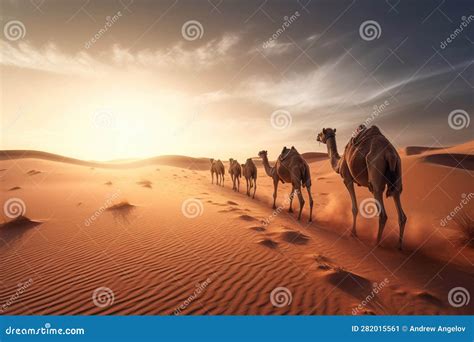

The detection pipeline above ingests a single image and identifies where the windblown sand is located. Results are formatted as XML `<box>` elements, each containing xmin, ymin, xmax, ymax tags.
<box><xmin>0</xmin><ymin>142</ymin><xmax>473</xmax><ymax>315</ymax></box>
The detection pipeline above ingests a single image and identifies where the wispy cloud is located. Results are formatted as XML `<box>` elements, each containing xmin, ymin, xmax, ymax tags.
<box><xmin>0</xmin><ymin>41</ymin><xmax>102</xmax><ymax>76</ymax></box>
<box><xmin>0</xmin><ymin>34</ymin><xmax>240</xmax><ymax>76</ymax></box>
<box><xmin>112</xmin><ymin>34</ymin><xmax>240</xmax><ymax>69</ymax></box>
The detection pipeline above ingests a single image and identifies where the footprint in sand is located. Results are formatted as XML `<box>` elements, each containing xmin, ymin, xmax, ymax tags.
<box><xmin>258</xmin><ymin>238</ymin><xmax>278</xmax><ymax>249</ymax></box>
<box><xmin>314</xmin><ymin>254</ymin><xmax>336</xmax><ymax>270</ymax></box>
<box><xmin>104</xmin><ymin>181</ymin><xmax>113</xmax><ymax>185</ymax></box>
<box><xmin>249</xmin><ymin>226</ymin><xmax>266</xmax><ymax>232</ymax></box>
<box><xmin>26</xmin><ymin>170</ymin><xmax>41</xmax><ymax>176</ymax></box>
<box><xmin>413</xmin><ymin>290</ymin><xmax>442</xmax><ymax>305</ymax></box>
<box><xmin>322</xmin><ymin>268</ymin><xmax>372</xmax><ymax>296</ymax></box>
<box><xmin>227</xmin><ymin>201</ymin><xmax>239</xmax><ymax>205</ymax></box>
<box><xmin>238</xmin><ymin>214</ymin><xmax>259</xmax><ymax>222</ymax></box>
<box><xmin>218</xmin><ymin>208</ymin><xmax>241</xmax><ymax>213</ymax></box>
<box><xmin>137</xmin><ymin>180</ymin><xmax>152</xmax><ymax>188</ymax></box>
<box><xmin>280</xmin><ymin>230</ymin><xmax>310</xmax><ymax>245</ymax></box>
<box><xmin>8</xmin><ymin>186</ymin><xmax>21</xmax><ymax>191</ymax></box>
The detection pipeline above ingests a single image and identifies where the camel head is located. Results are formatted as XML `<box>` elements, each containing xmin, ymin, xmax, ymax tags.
<box><xmin>258</xmin><ymin>150</ymin><xmax>268</xmax><ymax>159</ymax></box>
<box><xmin>316</xmin><ymin>128</ymin><xmax>336</xmax><ymax>144</ymax></box>
<box><xmin>229</xmin><ymin>158</ymin><xmax>234</xmax><ymax>164</ymax></box>
<box><xmin>210</xmin><ymin>158</ymin><xmax>214</xmax><ymax>164</ymax></box>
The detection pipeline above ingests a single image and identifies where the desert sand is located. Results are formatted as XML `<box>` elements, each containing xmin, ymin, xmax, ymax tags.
<box><xmin>0</xmin><ymin>142</ymin><xmax>473</xmax><ymax>315</ymax></box>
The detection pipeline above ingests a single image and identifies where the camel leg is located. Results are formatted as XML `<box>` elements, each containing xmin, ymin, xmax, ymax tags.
<box><xmin>294</xmin><ymin>183</ymin><xmax>305</xmax><ymax>221</ymax></box>
<box><xmin>222</xmin><ymin>173</ymin><xmax>225</xmax><ymax>187</ymax></box>
<box><xmin>211</xmin><ymin>172</ymin><xmax>214</xmax><ymax>184</ymax></box>
<box><xmin>252</xmin><ymin>177</ymin><xmax>257</xmax><ymax>199</ymax></box>
<box><xmin>306</xmin><ymin>185</ymin><xmax>314</xmax><ymax>223</ymax></box>
<box><xmin>245</xmin><ymin>178</ymin><xmax>249</xmax><ymax>196</ymax></box>
<box><xmin>237</xmin><ymin>176</ymin><xmax>240</xmax><ymax>192</ymax></box>
<box><xmin>374</xmin><ymin>190</ymin><xmax>387</xmax><ymax>246</ymax></box>
<box><xmin>288</xmin><ymin>185</ymin><xmax>295</xmax><ymax>213</ymax></box>
<box><xmin>344</xmin><ymin>180</ymin><xmax>358</xmax><ymax>237</ymax></box>
<box><xmin>272</xmin><ymin>177</ymin><xmax>279</xmax><ymax>209</ymax></box>
<box><xmin>393</xmin><ymin>192</ymin><xmax>407</xmax><ymax>250</ymax></box>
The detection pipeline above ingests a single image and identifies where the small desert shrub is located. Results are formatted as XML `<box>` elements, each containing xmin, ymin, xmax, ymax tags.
<box><xmin>453</xmin><ymin>210</ymin><xmax>474</xmax><ymax>247</ymax></box>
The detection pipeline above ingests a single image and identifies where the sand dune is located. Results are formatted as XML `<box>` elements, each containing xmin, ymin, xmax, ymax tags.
<box><xmin>404</xmin><ymin>146</ymin><xmax>446</xmax><ymax>156</ymax></box>
<box><xmin>0</xmin><ymin>142</ymin><xmax>473</xmax><ymax>315</ymax></box>
<box><xmin>423</xmin><ymin>153</ymin><xmax>474</xmax><ymax>171</ymax></box>
<box><xmin>0</xmin><ymin>150</ymin><xmax>210</xmax><ymax>170</ymax></box>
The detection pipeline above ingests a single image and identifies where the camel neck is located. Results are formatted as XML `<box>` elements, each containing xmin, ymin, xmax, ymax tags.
<box><xmin>261</xmin><ymin>156</ymin><xmax>274</xmax><ymax>177</ymax></box>
<box><xmin>326</xmin><ymin>137</ymin><xmax>341</xmax><ymax>172</ymax></box>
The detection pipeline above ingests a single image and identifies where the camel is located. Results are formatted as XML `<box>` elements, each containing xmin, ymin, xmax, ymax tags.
<box><xmin>228</xmin><ymin>158</ymin><xmax>241</xmax><ymax>192</ymax></box>
<box><xmin>241</xmin><ymin>158</ymin><xmax>257</xmax><ymax>198</ymax></box>
<box><xmin>210</xmin><ymin>159</ymin><xmax>225</xmax><ymax>186</ymax></box>
<box><xmin>316</xmin><ymin>125</ymin><xmax>407</xmax><ymax>249</ymax></box>
<box><xmin>258</xmin><ymin>147</ymin><xmax>313</xmax><ymax>222</ymax></box>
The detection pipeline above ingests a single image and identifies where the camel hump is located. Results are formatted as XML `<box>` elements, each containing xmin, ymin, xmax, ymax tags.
<box><xmin>279</xmin><ymin>146</ymin><xmax>300</xmax><ymax>161</ymax></box>
<box><xmin>349</xmin><ymin>125</ymin><xmax>384</xmax><ymax>147</ymax></box>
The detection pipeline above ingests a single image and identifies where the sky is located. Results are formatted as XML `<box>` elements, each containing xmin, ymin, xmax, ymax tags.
<box><xmin>1</xmin><ymin>0</ymin><xmax>473</xmax><ymax>161</ymax></box>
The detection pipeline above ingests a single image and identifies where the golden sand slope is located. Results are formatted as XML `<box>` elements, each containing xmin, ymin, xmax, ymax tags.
<box><xmin>0</xmin><ymin>145</ymin><xmax>472</xmax><ymax>315</ymax></box>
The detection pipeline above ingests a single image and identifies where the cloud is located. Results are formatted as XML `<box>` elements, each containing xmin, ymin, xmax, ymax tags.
<box><xmin>112</xmin><ymin>34</ymin><xmax>240</xmax><ymax>69</ymax></box>
<box><xmin>259</xmin><ymin>40</ymin><xmax>295</xmax><ymax>56</ymax></box>
<box><xmin>0</xmin><ymin>41</ymin><xmax>102</xmax><ymax>76</ymax></box>
<box><xmin>0</xmin><ymin>34</ymin><xmax>240</xmax><ymax>76</ymax></box>
<box><xmin>228</xmin><ymin>52</ymin><xmax>473</xmax><ymax>115</ymax></box>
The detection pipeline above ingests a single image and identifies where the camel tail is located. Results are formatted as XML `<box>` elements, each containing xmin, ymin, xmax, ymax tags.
<box><xmin>301</xmin><ymin>163</ymin><xmax>312</xmax><ymax>188</ymax></box>
<box><xmin>385</xmin><ymin>150</ymin><xmax>402</xmax><ymax>198</ymax></box>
